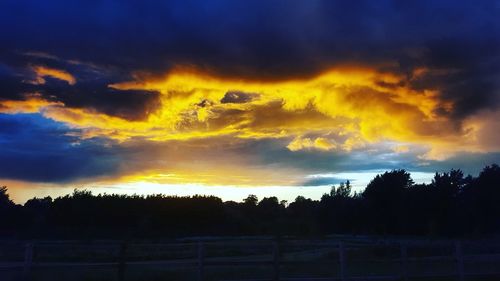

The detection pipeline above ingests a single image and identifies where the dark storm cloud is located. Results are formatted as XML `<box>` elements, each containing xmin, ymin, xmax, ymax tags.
<box><xmin>220</xmin><ymin>91</ymin><xmax>259</xmax><ymax>104</ymax></box>
<box><xmin>241</xmin><ymin>139</ymin><xmax>402</xmax><ymax>173</ymax></box>
<box><xmin>0</xmin><ymin>0</ymin><xmax>500</xmax><ymax>184</ymax></box>
<box><xmin>241</xmin><ymin>138</ymin><xmax>500</xmax><ymax>180</ymax></box>
<box><xmin>0</xmin><ymin>0</ymin><xmax>499</xmax><ymax>119</ymax></box>
<box><xmin>0</xmin><ymin>52</ymin><xmax>161</xmax><ymax>120</ymax></box>
<box><xmin>0</xmin><ymin>113</ymin><xmax>121</xmax><ymax>182</ymax></box>
<box><xmin>0</xmin><ymin>113</ymin><xmax>497</xmax><ymax>184</ymax></box>
<box><xmin>415</xmin><ymin>152</ymin><xmax>500</xmax><ymax>176</ymax></box>
<box><xmin>403</xmin><ymin>38</ymin><xmax>500</xmax><ymax>118</ymax></box>
<box><xmin>300</xmin><ymin>176</ymin><xmax>346</xmax><ymax>187</ymax></box>
<box><xmin>0</xmin><ymin>63</ymin><xmax>36</xmax><ymax>101</ymax></box>
<box><xmin>38</xmin><ymin>78</ymin><xmax>160</xmax><ymax>121</ymax></box>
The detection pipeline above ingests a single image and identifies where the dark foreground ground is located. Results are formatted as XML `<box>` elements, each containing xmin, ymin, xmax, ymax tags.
<box><xmin>1</xmin><ymin>235</ymin><xmax>500</xmax><ymax>281</ymax></box>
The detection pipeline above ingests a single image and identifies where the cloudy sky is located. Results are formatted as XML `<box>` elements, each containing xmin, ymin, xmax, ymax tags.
<box><xmin>1</xmin><ymin>0</ymin><xmax>499</xmax><ymax>203</ymax></box>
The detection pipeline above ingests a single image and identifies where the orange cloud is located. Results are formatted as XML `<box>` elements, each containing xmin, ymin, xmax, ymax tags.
<box><xmin>0</xmin><ymin>95</ymin><xmax>62</xmax><ymax>114</ymax></box>
<box><xmin>3</xmin><ymin>64</ymin><xmax>495</xmax><ymax>162</ymax></box>
<box><xmin>32</xmin><ymin>66</ymin><xmax>76</xmax><ymax>85</ymax></box>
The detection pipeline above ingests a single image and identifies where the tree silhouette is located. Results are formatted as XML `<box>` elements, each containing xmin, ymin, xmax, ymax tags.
<box><xmin>328</xmin><ymin>180</ymin><xmax>352</xmax><ymax>198</ymax></box>
<box><xmin>0</xmin><ymin>186</ymin><xmax>14</xmax><ymax>207</ymax></box>
<box><xmin>0</xmin><ymin>186</ymin><xmax>19</xmax><ymax>232</ymax></box>
<box><xmin>0</xmin><ymin>164</ymin><xmax>499</xmax><ymax>238</ymax></box>
<box><xmin>432</xmin><ymin>169</ymin><xmax>464</xmax><ymax>197</ymax></box>
<box><xmin>463</xmin><ymin>164</ymin><xmax>500</xmax><ymax>233</ymax></box>
<box><xmin>362</xmin><ymin>170</ymin><xmax>413</xmax><ymax>234</ymax></box>
<box><xmin>243</xmin><ymin>194</ymin><xmax>258</xmax><ymax>206</ymax></box>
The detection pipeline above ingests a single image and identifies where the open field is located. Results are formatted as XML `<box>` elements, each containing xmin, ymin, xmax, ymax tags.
<box><xmin>1</xmin><ymin>235</ymin><xmax>500</xmax><ymax>281</ymax></box>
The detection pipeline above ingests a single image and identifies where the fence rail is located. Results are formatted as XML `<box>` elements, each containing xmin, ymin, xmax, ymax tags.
<box><xmin>1</xmin><ymin>237</ymin><xmax>500</xmax><ymax>281</ymax></box>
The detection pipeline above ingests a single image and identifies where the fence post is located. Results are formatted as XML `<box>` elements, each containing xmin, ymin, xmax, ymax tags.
<box><xmin>338</xmin><ymin>241</ymin><xmax>346</xmax><ymax>281</ymax></box>
<box><xmin>273</xmin><ymin>240</ymin><xmax>280</xmax><ymax>281</ymax></box>
<box><xmin>198</xmin><ymin>241</ymin><xmax>205</xmax><ymax>281</ymax></box>
<box><xmin>117</xmin><ymin>241</ymin><xmax>128</xmax><ymax>281</ymax></box>
<box><xmin>400</xmin><ymin>242</ymin><xmax>408</xmax><ymax>281</ymax></box>
<box><xmin>23</xmin><ymin>242</ymin><xmax>34</xmax><ymax>280</ymax></box>
<box><xmin>455</xmin><ymin>240</ymin><xmax>465</xmax><ymax>281</ymax></box>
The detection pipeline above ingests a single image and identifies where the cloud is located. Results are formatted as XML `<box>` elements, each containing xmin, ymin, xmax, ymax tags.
<box><xmin>300</xmin><ymin>175</ymin><xmax>346</xmax><ymax>187</ymax></box>
<box><xmin>220</xmin><ymin>91</ymin><xmax>259</xmax><ymax>104</ymax></box>
<box><xmin>0</xmin><ymin>95</ymin><xmax>62</xmax><ymax>114</ymax></box>
<box><xmin>0</xmin><ymin>112</ymin><xmax>498</xmax><ymax>190</ymax></box>
<box><xmin>0</xmin><ymin>113</ymin><xmax>120</xmax><ymax>182</ymax></box>
<box><xmin>0</xmin><ymin>54</ymin><xmax>161</xmax><ymax>121</ymax></box>
<box><xmin>32</xmin><ymin>66</ymin><xmax>76</xmax><ymax>85</ymax></box>
<box><xmin>1</xmin><ymin>64</ymin><xmax>498</xmax><ymax>160</ymax></box>
<box><xmin>287</xmin><ymin>136</ymin><xmax>336</xmax><ymax>152</ymax></box>
<box><xmin>392</xmin><ymin>145</ymin><xmax>410</xmax><ymax>153</ymax></box>
<box><xmin>0</xmin><ymin>0</ymin><xmax>499</xmax><ymax>126</ymax></box>
<box><xmin>0</xmin><ymin>0</ymin><xmax>499</xmax><ymax>189</ymax></box>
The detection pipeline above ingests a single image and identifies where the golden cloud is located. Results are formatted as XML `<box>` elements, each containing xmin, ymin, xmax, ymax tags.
<box><xmin>32</xmin><ymin>66</ymin><xmax>76</xmax><ymax>85</ymax></box>
<box><xmin>2</xmin><ymin>64</ymin><xmax>495</xmax><ymax>162</ymax></box>
<box><xmin>0</xmin><ymin>95</ymin><xmax>63</xmax><ymax>114</ymax></box>
<box><xmin>287</xmin><ymin>136</ymin><xmax>336</xmax><ymax>151</ymax></box>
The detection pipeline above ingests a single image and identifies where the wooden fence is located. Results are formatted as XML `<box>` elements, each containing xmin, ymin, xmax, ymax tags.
<box><xmin>1</xmin><ymin>236</ymin><xmax>500</xmax><ymax>281</ymax></box>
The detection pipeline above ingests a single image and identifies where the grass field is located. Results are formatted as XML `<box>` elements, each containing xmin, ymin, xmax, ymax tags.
<box><xmin>1</xmin><ymin>236</ymin><xmax>499</xmax><ymax>281</ymax></box>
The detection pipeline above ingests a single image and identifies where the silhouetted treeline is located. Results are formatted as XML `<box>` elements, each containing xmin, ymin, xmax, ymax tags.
<box><xmin>1</xmin><ymin>164</ymin><xmax>500</xmax><ymax>239</ymax></box>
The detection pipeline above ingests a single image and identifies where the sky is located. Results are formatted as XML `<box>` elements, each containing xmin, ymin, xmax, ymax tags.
<box><xmin>1</xmin><ymin>0</ymin><xmax>500</xmax><ymax>203</ymax></box>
